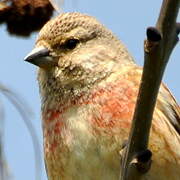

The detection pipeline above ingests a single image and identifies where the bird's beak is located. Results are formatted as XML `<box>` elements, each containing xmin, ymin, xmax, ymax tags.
<box><xmin>24</xmin><ymin>46</ymin><xmax>54</xmax><ymax>68</ymax></box>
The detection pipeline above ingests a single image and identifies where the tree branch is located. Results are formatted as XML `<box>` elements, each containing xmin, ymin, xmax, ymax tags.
<box><xmin>120</xmin><ymin>0</ymin><xmax>180</xmax><ymax>179</ymax></box>
<box><xmin>0</xmin><ymin>83</ymin><xmax>42</xmax><ymax>180</ymax></box>
<box><xmin>0</xmin><ymin>99</ymin><xmax>10</xmax><ymax>180</ymax></box>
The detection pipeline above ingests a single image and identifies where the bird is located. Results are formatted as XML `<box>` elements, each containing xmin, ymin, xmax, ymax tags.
<box><xmin>24</xmin><ymin>12</ymin><xmax>180</xmax><ymax>180</ymax></box>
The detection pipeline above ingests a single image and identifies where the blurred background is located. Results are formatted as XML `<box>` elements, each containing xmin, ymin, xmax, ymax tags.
<box><xmin>0</xmin><ymin>0</ymin><xmax>179</xmax><ymax>179</ymax></box>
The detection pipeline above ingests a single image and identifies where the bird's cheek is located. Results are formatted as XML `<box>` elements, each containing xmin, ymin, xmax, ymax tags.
<box><xmin>57</xmin><ymin>57</ymin><xmax>72</xmax><ymax>69</ymax></box>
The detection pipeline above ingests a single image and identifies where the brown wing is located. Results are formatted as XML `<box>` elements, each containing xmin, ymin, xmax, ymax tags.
<box><xmin>131</xmin><ymin>66</ymin><xmax>180</xmax><ymax>135</ymax></box>
<box><xmin>158</xmin><ymin>84</ymin><xmax>180</xmax><ymax>134</ymax></box>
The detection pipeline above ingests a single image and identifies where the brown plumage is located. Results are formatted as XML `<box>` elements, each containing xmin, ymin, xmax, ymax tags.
<box><xmin>25</xmin><ymin>12</ymin><xmax>180</xmax><ymax>180</ymax></box>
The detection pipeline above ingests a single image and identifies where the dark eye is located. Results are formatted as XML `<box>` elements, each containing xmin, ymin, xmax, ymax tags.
<box><xmin>65</xmin><ymin>39</ymin><xmax>79</xmax><ymax>49</ymax></box>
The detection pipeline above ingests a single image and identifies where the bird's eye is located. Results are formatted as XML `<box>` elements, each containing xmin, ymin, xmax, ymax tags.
<box><xmin>65</xmin><ymin>39</ymin><xmax>79</xmax><ymax>50</ymax></box>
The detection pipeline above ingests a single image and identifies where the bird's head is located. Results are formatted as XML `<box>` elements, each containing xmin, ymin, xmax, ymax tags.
<box><xmin>25</xmin><ymin>12</ymin><xmax>134</xmax><ymax>99</ymax></box>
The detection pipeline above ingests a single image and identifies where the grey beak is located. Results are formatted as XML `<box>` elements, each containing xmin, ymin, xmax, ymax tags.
<box><xmin>24</xmin><ymin>46</ymin><xmax>54</xmax><ymax>68</ymax></box>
